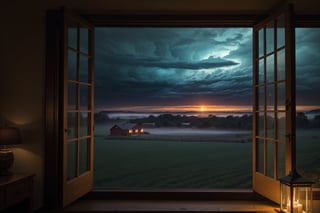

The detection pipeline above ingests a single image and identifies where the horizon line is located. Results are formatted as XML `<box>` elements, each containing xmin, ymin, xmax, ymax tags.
<box><xmin>95</xmin><ymin>105</ymin><xmax>320</xmax><ymax>113</ymax></box>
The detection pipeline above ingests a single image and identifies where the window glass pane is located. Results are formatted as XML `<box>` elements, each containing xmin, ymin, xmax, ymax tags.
<box><xmin>277</xmin><ymin>112</ymin><xmax>286</xmax><ymax>141</ymax></box>
<box><xmin>258</xmin><ymin>29</ymin><xmax>264</xmax><ymax>57</ymax></box>
<box><xmin>68</xmin><ymin>50</ymin><xmax>77</xmax><ymax>81</ymax></box>
<box><xmin>257</xmin><ymin>139</ymin><xmax>264</xmax><ymax>173</ymax></box>
<box><xmin>68</xmin><ymin>141</ymin><xmax>77</xmax><ymax>180</ymax></box>
<box><xmin>79</xmin><ymin>139</ymin><xmax>90</xmax><ymax>174</ymax></box>
<box><xmin>277</xmin><ymin>82</ymin><xmax>285</xmax><ymax>111</ymax></box>
<box><xmin>266</xmin><ymin>54</ymin><xmax>274</xmax><ymax>82</ymax></box>
<box><xmin>277</xmin><ymin>16</ymin><xmax>285</xmax><ymax>49</ymax></box>
<box><xmin>267</xmin><ymin>84</ymin><xmax>274</xmax><ymax>111</ymax></box>
<box><xmin>258</xmin><ymin>86</ymin><xmax>264</xmax><ymax>111</ymax></box>
<box><xmin>267</xmin><ymin>112</ymin><xmax>274</xmax><ymax>139</ymax></box>
<box><xmin>266</xmin><ymin>22</ymin><xmax>274</xmax><ymax>54</ymax></box>
<box><xmin>266</xmin><ymin>140</ymin><xmax>274</xmax><ymax>178</ymax></box>
<box><xmin>80</xmin><ymin>85</ymin><xmax>89</xmax><ymax>109</ymax></box>
<box><xmin>258</xmin><ymin>112</ymin><xmax>264</xmax><ymax>137</ymax></box>
<box><xmin>68</xmin><ymin>83</ymin><xmax>77</xmax><ymax>110</ymax></box>
<box><xmin>68</xmin><ymin>112</ymin><xmax>77</xmax><ymax>139</ymax></box>
<box><xmin>258</xmin><ymin>59</ymin><xmax>264</xmax><ymax>84</ymax></box>
<box><xmin>80</xmin><ymin>27</ymin><xmax>89</xmax><ymax>54</ymax></box>
<box><xmin>68</xmin><ymin>26</ymin><xmax>77</xmax><ymax>49</ymax></box>
<box><xmin>296</xmin><ymin>28</ymin><xmax>320</xmax><ymax>187</ymax></box>
<box><xmin>80</xmin><ymin>55</ymin><xmax>89</xmax><ymax>83</ymax></box>
<box><xmin>277</xmin><ymin>48</ymin><xmax>285</xmax><ymax>81</ymax></box>
<box><xmin>277</xmin><ymin>141</ymin><xmax>285</xmax><ymax>179</ymax></box>
<box><xmin>80</xmin><ymin>112</ymin><xmax>90</xmax><ymax>137</ymax></box>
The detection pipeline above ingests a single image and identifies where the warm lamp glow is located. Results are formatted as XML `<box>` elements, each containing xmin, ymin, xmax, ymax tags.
<box><xmin>0</xmin><ymin>127</ymin><xmax>22</xmax><ymax>146</ymax></box>
<box><xmin>0</xmin><ymin>127</ymin><xmax>22</xmax><ymax>176</ymax></box>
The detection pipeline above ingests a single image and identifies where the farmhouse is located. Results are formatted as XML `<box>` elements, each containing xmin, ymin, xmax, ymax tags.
<box><xmin>110</xmin><ymin>123</ymin><xmax>144</xmax><ymax>136</ymax></box>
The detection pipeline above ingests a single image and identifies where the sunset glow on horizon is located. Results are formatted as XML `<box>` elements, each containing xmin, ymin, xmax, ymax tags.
<box><xmin>97</xmin><ymin>104</ymin><xmax>252</xmax><ymax>112</ymax></box>
<box><xmin>96</xmin><ymin>104</ymin><xmax>320</xmax><ymax>113</ymax></box>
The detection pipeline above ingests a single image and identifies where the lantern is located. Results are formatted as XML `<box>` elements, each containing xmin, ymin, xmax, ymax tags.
<box><xmin>279</xmin><ymin>170</ymin><xmax>313</xmax><ymax>213</ymax></box>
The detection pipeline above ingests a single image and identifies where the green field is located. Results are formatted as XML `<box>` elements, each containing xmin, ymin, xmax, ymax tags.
<box><xmin>296</xmin><ymin>129</ymin><xmax>320</xmax><ymax>187</ymax></box>
<box><xmin>94</xmin><ymin>137</ymin><xmax>252</xmax><ymax>189</ymax></box>
<box><xmin>93</xmin><ymin>128</ymin><xmax>320</xmax><ymax>189</ymax></box>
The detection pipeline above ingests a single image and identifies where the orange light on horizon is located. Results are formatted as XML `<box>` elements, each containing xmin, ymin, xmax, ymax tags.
<box><xmin>98</xmin><ymin>104</ymin><xmax>320</xmax><ymax>113</ymax></box>
<box><xmin>101</xmin><ymin>104</ymin><xmax>253</xmax><ymax>112</ymax></box>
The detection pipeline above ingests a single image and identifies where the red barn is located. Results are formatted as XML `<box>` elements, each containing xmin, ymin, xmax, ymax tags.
<box><xmin>110</xmin><ymin>123</ymin><xmax>144</xmax><ymax>136</ymax></box>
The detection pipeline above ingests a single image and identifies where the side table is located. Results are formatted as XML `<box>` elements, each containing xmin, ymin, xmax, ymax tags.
<box><xmin>0</xmin><ymin>174</ymin><xmax>34</xmax><ymax>213</ymax></box>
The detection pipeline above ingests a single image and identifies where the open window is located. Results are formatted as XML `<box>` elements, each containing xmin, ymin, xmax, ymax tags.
<box><xmin>45</xmin><ymin>4</ymin><xmax>320</xmax><ymax>208</ymax></box>
<box><xmin>252</xmin><ymin>5</ymin><xmax>296</xmax><ymax>203</ymax></box>
<box><xmin>62</xmin><ymin>12</ymin><xmax>95</xmax><ymax>206</ymax></box>
<box><xmin>45</xmin><ymin>10</ymin><xmax>95</xmax><ymax>207</ymax></box>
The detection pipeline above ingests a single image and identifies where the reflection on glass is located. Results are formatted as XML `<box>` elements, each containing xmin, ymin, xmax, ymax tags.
<box><xmin>259</xmin><ymin>29</ymin><xmax>264</xmax><ymax>57</ymax></box>
<box><xmin>257</xmin><ymin>139</ymin><xmax>264</xmax><ymax>174</ymax></box>
<box><xmin>80</xmin><ymin>112</ymin><xmax>90</xmax><ymax>137</ymax></box>
<box><xmin>68</xmin><ymin>112</ymin><xmax>77</xmax><ymax>139</ymax></box>
<box><xmin>266</xmin><ymin>22</ymin><xmax>274</xmax><ymax>54</ymax></box>
<box><xmin>79</xmin><ymin>139</ymin><xmax>89</xmax><ymax>174</ymax></box>
<box><xmin>277</xmin><ymin>112</ymin><xmax>286</xmax><ymax>141</ymax></box>
<box><xmin>267</xmin><ymin>54</ymin><xmax>274</xmax><ymax>82</ymax></box>
<box><xmin>277</xmin><ymin>16</ymin><xmax>285</xmax><ymax>49</ymax></box>
<box><xmin>277</xmin><ymin>142</ymin><xmax>286</xmax><ymax>179</ymax></box>
<box><xmin>68</xmin><ymin>83</ymin><xmax>77</xmax><ymax>110</ymax></box>
<box><xmin>296</xmin><ymin>28</ymin><xmax>320</xmax><ymax>188</ymax></box>
<box><xmin>80</xmin><ymin>85</ymin><xmax>89</xmax><ymax>109</ymax></box>
<box><xmin>266</xmin><ymin>140</ymin><xmax>274</xmax><ymax>178</ymax></box>
<box><xmin>80</xmin><ymin>27</ymin><xmax>89</xmax><ymax>54</ymax></box>
<box><xmin>68</xmin><ymin>50</ymin><xmax>77</xmax><ymax>81</ymax></box>
<box><xmin>277</xmin><ymin>48</ymin><xmax>285</xmax><ymax>81</ymax></box>
<box><xmin>267</xmin><ymin>85</ymin><xmax>274</xmax><ymax>111</ymax></box>
<box><xmin>68</xmin><ymin>27</ymin><xmax>77</xmax><ymax>49</ymax></box>
<box><xmin>68</xmin><ymin>141</ymin><xmax>77</xmax><ymax>180</ymax></box>
<box><xmin>258</xmin><ymin>86</ymin><xmax>264</xmax><ymax>111</ymax></box>
<box><xmin>259</xmin><ymin>59</ymin><xmax>264</xmax><ymax>84</ymax></box>
<box><xmin>267</xmin><ymin>112</ymin><xmax>275</xmax><ymax>139</ymax></box>
<box><xmin>258</xmin><ymin>112</ymin><xmax>264</xmax><ymax>137</ymax></box>
<box><xmin>80</xmin><ymin>55</ymin><xmax>89</xmax><ymax>83</ymax></box>
<box><xmin>277</xmin><ymin>83</ymin><xmax>286</xmax><ymax>111</ymax></box>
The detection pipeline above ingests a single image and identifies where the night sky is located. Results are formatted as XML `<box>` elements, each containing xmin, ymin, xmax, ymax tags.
<box><xmin>94</xmin><ymin>28</ymin><xmax>320</xmax><ymax>112</ymax></box>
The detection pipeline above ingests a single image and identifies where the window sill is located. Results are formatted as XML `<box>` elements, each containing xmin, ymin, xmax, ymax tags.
<box><xmin>60</xmin><ymin>189</ymin><xmax>278</xmax><ymax>212</ymax></box>
<box><xmin>63</xmin><ymin>199</ymin><xmax>278</xmax><ymax>212</ymax></box>
<box><xmin>85</xmin><ymin>189</ymin><xmax>259</xmax><ymax>200</ymax></box>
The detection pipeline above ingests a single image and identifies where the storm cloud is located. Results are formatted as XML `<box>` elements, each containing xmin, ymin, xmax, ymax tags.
<box><xmin>94</xmin><ymin>27</ymin><xmax>320</xmax><ymax>111</ymax></box>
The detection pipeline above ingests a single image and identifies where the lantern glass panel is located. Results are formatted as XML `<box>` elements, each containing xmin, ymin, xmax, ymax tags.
<box><xmin>280</xmin><ymin>183</ymin><xmax>312</xmax><ymax>213</ymax></box>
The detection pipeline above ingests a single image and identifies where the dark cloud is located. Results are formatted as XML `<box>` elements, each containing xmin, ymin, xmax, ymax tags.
<box><xmin>296</xmin><ymin>28</ymin><xmax>320</xmax><ymax>107</ymax></box>
<box><xmin>94</xmin><ymin>27</ymin><xmax>320</xmax><ymax>111</ymax></box>
<box><xmin>102</xmin><ymin>55</ymin><xmax>239</xmax><ymax>70</ymax></box>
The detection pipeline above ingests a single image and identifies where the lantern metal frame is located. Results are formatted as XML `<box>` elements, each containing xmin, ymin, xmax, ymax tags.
<box><xmin>279</xmin><ymin>170</ymin><xmax>314</xmax><ymax>213</ymax></box>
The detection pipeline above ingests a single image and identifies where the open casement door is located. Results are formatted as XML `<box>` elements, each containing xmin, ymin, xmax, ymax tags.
<box><xmin>62</xmin><ymin>11</ymin><xmax>95</xmax><ymax>207</ymax></box>
<box><xmin>252</xmin><ymin>4</ymin><xmax>295</xmax><ymax>203</ymax></box>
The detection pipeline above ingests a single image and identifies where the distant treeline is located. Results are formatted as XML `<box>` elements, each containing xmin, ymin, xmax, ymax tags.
<box><xmin>95</xmin><ymin>111</ymin><xmax>320</xmax><ymax>130</ymax></box>
<box><xmin>296</xmin><ymin>112</ymin><xmax>320</xmax><ymax>128</ymax></box>
<box><xmin>131</xmin><ymin>114</ymin><xmax>252</xmax><ymax>130</ymax></box>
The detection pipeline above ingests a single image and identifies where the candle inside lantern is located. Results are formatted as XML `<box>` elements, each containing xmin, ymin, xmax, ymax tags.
<box><xmin>286</xmin><ymin>200</ymin><xmax>303</xmax><ymax>213</ymax></box>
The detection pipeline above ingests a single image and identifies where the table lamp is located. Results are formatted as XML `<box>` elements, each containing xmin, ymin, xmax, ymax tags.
<box><xmin>0</xmin><ymin>127</ymin><xmax>21</xmax><ymax>176</ymax></box>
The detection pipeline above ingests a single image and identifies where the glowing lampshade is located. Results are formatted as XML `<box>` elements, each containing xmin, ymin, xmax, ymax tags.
<box><xmin>0</xmin><ymin>127</ymin><xmax>22</xmax><ymax>176</ymax></box>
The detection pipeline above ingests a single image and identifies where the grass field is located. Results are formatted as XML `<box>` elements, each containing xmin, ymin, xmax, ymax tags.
<box><xmin>93</xmin><ymin>124</ymin><xmax>320</xmax><ymax>189</ymax></box>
